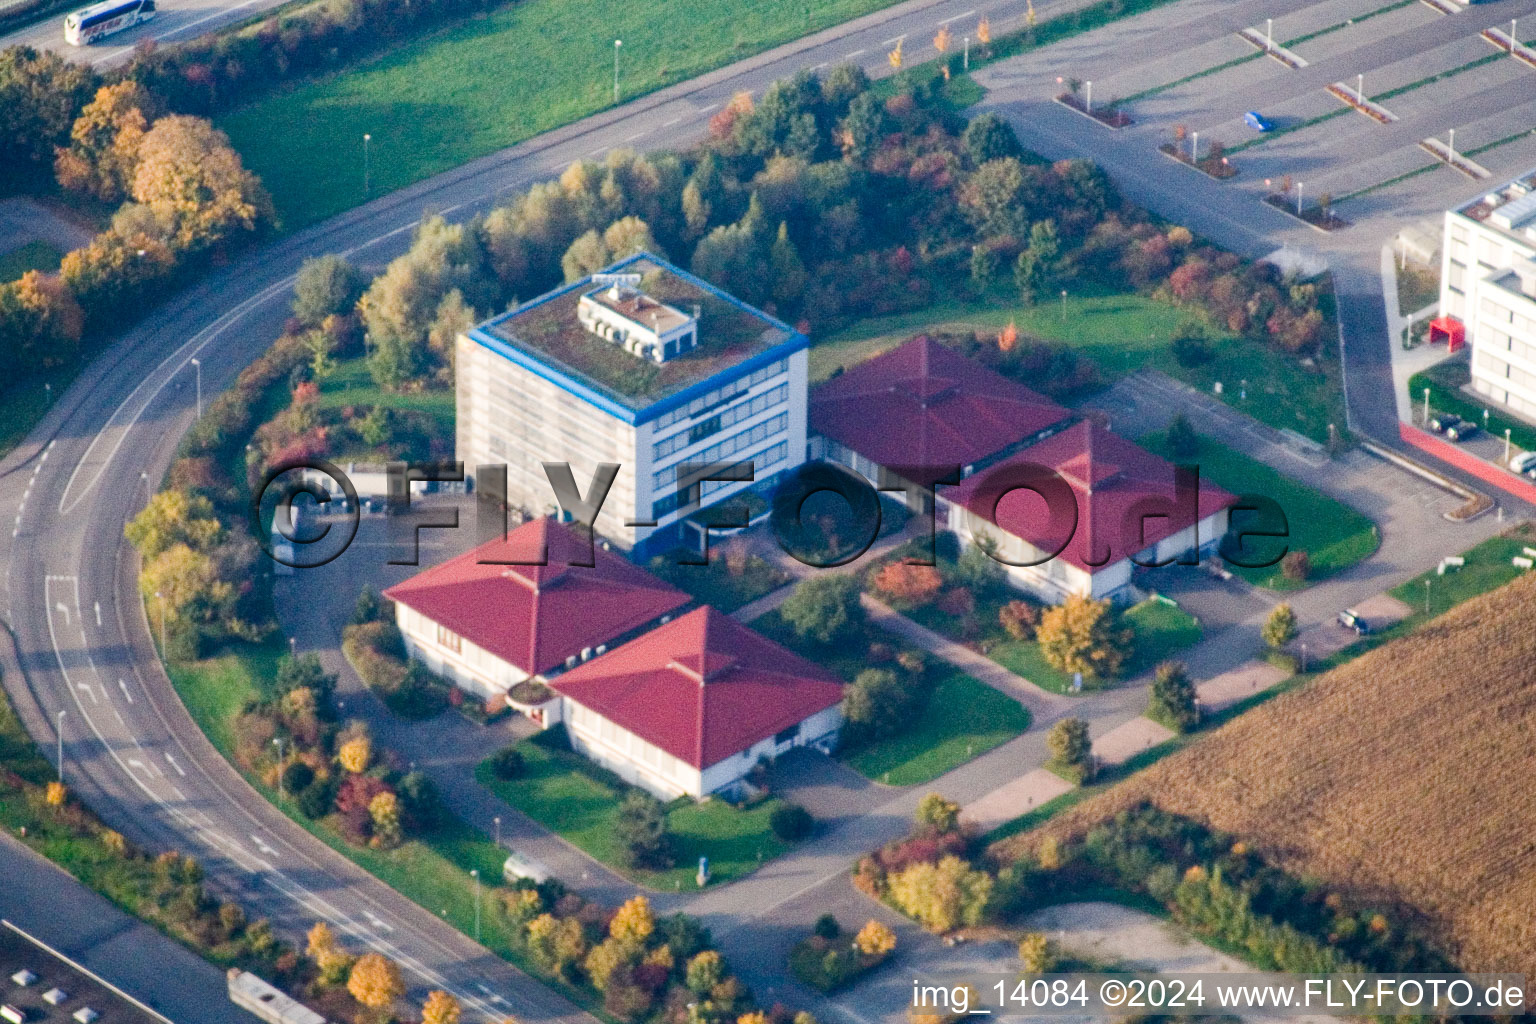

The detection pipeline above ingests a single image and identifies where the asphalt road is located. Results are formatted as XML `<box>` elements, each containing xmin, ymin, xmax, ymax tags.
<box><xmin>0</xmin><ymin>0</ymin><xmax>1091</xmax><ymax>1019</ymax></box>
<box><xmin>0</xmin><ymin>832</ymin><xmax>257</xmax><ymax>1024</ymax></box>
<box><xmin>0</xmin><ymin>0</ymin><xmax>293</xmax><ymax>68</ymax></box>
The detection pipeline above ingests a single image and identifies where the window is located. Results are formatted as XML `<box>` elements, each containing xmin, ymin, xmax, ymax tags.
<box><xmin>436</xmin><ymin>624</ymin><xmax>461</xmax><ymax>654</ymax></box>
<box><xmin>775</xmin><ymin>724</ymin><xmax>799</xmax><ymax>745</ymax></box>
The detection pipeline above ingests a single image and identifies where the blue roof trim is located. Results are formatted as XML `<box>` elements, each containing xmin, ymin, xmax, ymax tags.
<box><xmin>471</xmin><ymin>251</ymin><xmax>807</xmax><ymax>425</ymax></box>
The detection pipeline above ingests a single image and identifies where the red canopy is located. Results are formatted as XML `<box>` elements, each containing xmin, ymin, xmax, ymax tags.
<box><xmin>1429</xmin><ymin>317</ymin><xmax>1465</xmax><ymax>352</ymax></box>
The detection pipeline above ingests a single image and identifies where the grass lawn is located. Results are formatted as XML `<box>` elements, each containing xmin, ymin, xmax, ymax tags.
<box><xmin>842</xmin><ymin>668</ymin><xmax>1028</xmax><ymax>785</ymax></box>
<box><xmin>1411</xmin><ymin>357</ymin><xmax>1536</xmax><ymax>454</ymax></box>
<box><xmin>217</xmin><ymin>0</ymin><xmax>907</xmax><ymax>229</ymax></box>
<box><xmin>0</xmin><ymin>239</ymin><xmax>63</xmax><ymax>281</ymax></box>
<box><xmin>978</xmin><ymin>597</ymin><xmax>1200</xmax><ymax>690</ymax></box>
<box><xmin>1395</xmin><ymin>260</ymin><xmax>1438</xmax><ymax>317</ymax></box>
<box><xmin>475</xmin><ymin>737</ymin><xmax>788</xmax><ymax>890</ymax></box>
<box><xmin>750</xmin><ymin>608</ymin><xmax>1029</xmax><ymax>784</ymax></box>
<box><xmin>809</xmin><ymin>289</ymin><xmax>1347</xmax><ymax>443</ymax></box>
<box><xmin>1388</xmin><ymin>526</ymin><xmax>1535</xmax><ymax>628</ymax></box>
<box><xmin>1141</xmin><ymin>431</ymin><xmax>1378</xmax><ymax>590</ymax></box>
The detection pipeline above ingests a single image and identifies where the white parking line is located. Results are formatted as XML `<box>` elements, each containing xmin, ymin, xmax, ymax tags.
<box><xmin>938</xmin><ymin>8</ymin><xmax>976</xmax><ymax>24</ymax></box>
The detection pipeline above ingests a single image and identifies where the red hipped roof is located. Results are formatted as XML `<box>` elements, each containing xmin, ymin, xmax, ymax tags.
<box><xmin>382</xmin><ymin>518</ymin><xmax>691</xmax><ymax>676</ymax></box>
<box><xmin>810</xmin><ymin>336</ymin><xmax>1068</xmax><ymax>478</ymax></box>
<box><xmin>948</xmin><ymin>421</ymin><xmax>1237</xmax><ymax>574</ymax></box>
<box><xmin>550</xmin><ymin>607</ymin><xmax>845</xmax><ymax>770</ymax></box>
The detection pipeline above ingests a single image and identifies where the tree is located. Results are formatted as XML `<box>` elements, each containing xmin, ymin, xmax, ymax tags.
<box><xmin>769</xmin><ymin>802</ymin><xmax>814</xmax><ymax>841</ymax></box>
<box><xmin>768</xmin><ymin>221</ymin><xmax>808</xmax><ymax>307</ymax></box>
<box><xmin>55</xmin><ymin>81</ymin><xmax>159</xmax><ymax>201</ymax></box>
<box><xmin>838</xmin><ymin>92</ymin><xmax>888</xmax><ymax>163</ymax></box>
<box><xmin>885</xmin><ymin>855</ymin><xmax>993</xmax><ymax>932</ymax></box>
<box><xmin>602</xmin><ymin>215</ymin><xmax>660</xmax><ymax>262</ymax></box>
<box><xmin>871</xmin><ymin>560</ymin><xmax>943</xmax><ymax>605</ymax></box>
<box><xmin>1166</xmin><ymin>411</ymin><xmax>1199</xmax><ymax>458</ymax></box>
<box><xmin>139</xmin><ymin>543</ymin><xmax>232</xmax><ymax>623</ymax></box>
<box><xmin>962</xmin><ymin>112</ymin><xmax>1023</xmax><ymax>166</ymax></box>
<box><xmin>841</xmin><ymin>667</ymin><xmax>917</xmax><ymax>741</ymax></box>
<box><xmin>780</xmin><ymin>575</ymin><xmax>864</xmax><ymax>645</ymax></box>
<box><xmin>584</xmin><ymin>937</ymin><xmax>636</xmax><ymax>991</ymax></box>
<box><xmin>44</xmin><ymin>781</ymin><xmax>67</xmax><ymax>807</ymax></box>
<box><xmin>1036</xmin><ymin>594</ymin><xmax>1130</xmax><ymax>681</ymax></box>
<box><xmin>131</xmin><ymin>115</ymin><xmax>273</xmax><ymax>252</ymax></box>
<box><xmin>614</xmin><ymin>790</ymin><xmax>673</xmax><ymax>869</ymax></box>
<box><xmin>820</xmin><ymin>62</ymin><xmax>869</xmax><ymax>113</ymax></box>
<box><xmin>1280</xmin><ymin>550</ymin><xmax>1311</xmax><ymax>582</ymax></box>
<box><xmin>1147</xmin><ymin>661</ymin><xmax>1198</xmax><ymax>733</ymax></box>
<box><xmin>0</xmin><ymin>45</ymin><xmax>96</xmax><ymax>179</ymax></box>
<box><xmin>347</xmin><ymin>952</ymin><xmax>403</xmax><ymax>1010</ymax></box>
<box><xmin>914</xmin><ymin>793</ymin><xmax>961</xmax><ymax>836</ymax></box>
<box><xmin>998</xmin><ymin>600</ymin><xmax>1038</xmax><ymax>640</ymax></box>
<box><xmin>1170</xmin><ymin>322</ymin><xmax>1213</xmax><ymax>367</ymax></box>
<box><xmin>368</xmin><ymin>791</ymin><xmax>402</xmax><ymax>848</ymax></box>
<box><xmin>854</xmin><ymin>920</ymin><xmax>897</xmax><ymax>957</ymax></box>
<box><xmin>526</xmin><ymin>914</ymin><xmax>586</xmax><ymax>977</ymax></box>
<box><xmin>1045</xmin><ymin>718</ymin><xmax>1092</xmax><ymax>782</ymax></box>
<box><xmin>338</xmin><ymin>735</ymin><xmax>372</xmax><ymax>774</ymax></box>
<box><xmin>490</xmin><ymin>746</ymin><xmax>525</xmax><ymax>780</ymax></box>
<box><xmin>125</xmin><ymin>490</ymin><xmax>223</xmax><ymax>559</ymax></box>
<box><xmin>292</xmin><ymin>254</ymin><xmax>363</xmax><ymax>325</ymax></box>
<box><xmin>1014</xmin><ymin>220</ymin><xmax>1059</xmax><ymax>304</ymax></box>
<box><xmin>1018</xmin><ymin>932</ymin><xmax>1055</xmax><ymax>973</ymax></box>
<box><xmin>0</xmin><ymin>272</ymin><xmax>86</xmax><ymax>374</ymax></box>
<box><xmin>1263</xmin><ymin>603</ymin><xmax>1298</xmax><ymax>648</ymax></box>
<box><xmin>685</xmin><ymin>950</ymin><xmax>724</xmax><ymax>994</ymax></box>
<box><xmin>609</xmin><ymin>895</ymin><xmax>655</xmax><ymax>944</ymax></box>
<box><xmin>960</xmin><ymin>158</ymin><xmax>1028</xmax><ymax>240</ymax></box>
<box><xmin>422</xmin><ymin>990</ymin><xmax>462</xmax><ymax>1024</ymax></box>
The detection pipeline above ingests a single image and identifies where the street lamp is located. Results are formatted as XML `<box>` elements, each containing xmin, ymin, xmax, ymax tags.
<box><xmin>1356</xmin><ymin>72</ymin><xmax>1364</xmax><ymax>102</ymax></box>
<box><xmin>1300</xmin><ymin>642</ymin><xmax>1308</xmax><ymax>673</ymax></box>
<box><xmin>493</xmin><ymin>816</ymin><xmax>501</xmax><ymax>848</ymax></box>
<box><xmin>470</xmin><ymin>868</ymin><xmax>481</xmax><ymax>942</ymax></box>
<box><xmin>963</xmin><ymin>35</ymin><xmax>969</xmax><ymax>69</ymax></box>
<box><xmin>154</xmin><ymin>591</ymin><xmax>166</xmax><ymax>651</ymax></box>
<box><xmin>363</xmin><ymin>133</ymin><xmax>371</xmax><ymax>195</ymax></box>
<box><xmin>1296</xmin><ymin>180</ymin><xmax>1304</xmax><ymax>215</ymax></box>
<box><xmin>1423</xmin><ymin>387</ymin><xmax>1431</xmax><ymax>424</ymax></box>
<box><xmin>1085</xmin><ymin>79</ymin><xmax>1092</xmax><ymax>113</ymax></box>
<box><xmin>274</xmin><ymin>737</ymin><xmax>285</xmax><ymax>802</ymax></box>
<box><xmin>1060</xmin><ymin>289</ymin><xmax>1068</xmax><ymax>319</ymax></box>
<box><xmin>56</xmin><ymin>709</ymin><xmax>66</xmax><ymax>785</ymax></box>
<box><xmin>613</xmin><ymin>39</ymin><xmax>622</xmax><ymax>104</ymax></box>
<box><xmin>1265</xmin><ymin>17</ymin><xmax>1273</xmax><ymax>51</ymax></box>
<box><xmin>141</xmin><ymin>471</ymin><xmax>150</xmax><ymax>505</ymax></box>
<box><xmin>1447</xmin><ymin>128</ymin><xmax>1456</xmax><ymax>167</ymax></box>
<box><xmin>190</xmin><ymin>357</ymin><xmax>201</xmax><ymax>418</ymax></box>
<box><xmin>1505</xmin><ymin>427</ymin><xmax>1513</xmax><ymax>462</ymax></box>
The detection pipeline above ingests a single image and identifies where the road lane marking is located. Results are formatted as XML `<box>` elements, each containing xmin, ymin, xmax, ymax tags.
<box><xmin>118</xmin><ymin>679</ymin><xmax>134</xmax><ymax>704</ymax></box>
<box><xmin>165</xmin><ymin>752</ymin><xmax>187</xmax><ymax>776</ymax></box>
<box><xmin>54</xmin><ymin>603</ymin><xmax>70</xmax><ymax>625</ymax></box>
<box><xmin>623</xmin><ymin>130</ymin><xmax>646</xmax><ymax>142</ymax></box>
<box><xmin>94</xmin><ymin>602</ymin><xmax>102</xmax><ymax>626</ymax></box>
<box><xmin>74</xmin><ymin>683</ymin><xmax>98</xmax><ymax>706</ymax></box>
<box><xmin>661</xmin><ymin>116</ymin><xmax>683</xmax><ymax>127</ymax></box>
<box><xmin>845</xmin><ymin>48</ymin><xmax>866</xmax><ymax>58</ymax></box>
<box><xmin>938</xmin><ymin>8</ymin><xmax>976</xmax><ymax>24</ymax></box>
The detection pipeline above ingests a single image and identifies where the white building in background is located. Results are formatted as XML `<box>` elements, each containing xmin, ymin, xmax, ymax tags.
<box><xmin>1441</xmin><ymin>169</ymin><xmax>1536</xmax><ymax>420</ymax></box>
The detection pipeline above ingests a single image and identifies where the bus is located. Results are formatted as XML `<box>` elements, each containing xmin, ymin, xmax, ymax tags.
<box><xmin>63</xmin><ymin>0</ymin><xmax>155</xmax><ymax>45</ymax></box>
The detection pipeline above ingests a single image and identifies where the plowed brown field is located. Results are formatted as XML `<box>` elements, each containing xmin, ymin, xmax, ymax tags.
<box><xmin>991</xmin><ymin>571</ymin><xmax>1536</xmax><ymax>976</ymax></box>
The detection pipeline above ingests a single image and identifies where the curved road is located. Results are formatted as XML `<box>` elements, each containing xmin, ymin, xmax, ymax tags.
<box><xmin>0</xmin><ymin>0</ymin><xmax>1063</xmax><ymax>1019</ymax></box>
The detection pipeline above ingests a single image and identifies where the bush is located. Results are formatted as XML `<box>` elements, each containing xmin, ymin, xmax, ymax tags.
<box><xmin>1280</xmin><ymin>550</ymin><xmax>1311</xmax><ymax>582</ymax></box>
<box><xmin>813</xmin><ymin>914</ymin><xmax>840</xmax><ymax>940</ymax></box>
<box><xmin>770</xmin><ymin>803</ymin><xmax>814</xmax><ymax>842</ymax></box>
<box><xmin>614</xmin><ymin>790</ymin><xmax>673</xmax><ymax>870</ymax></box>
<box><xmin>1262</xmin><ymin>603</ymin><xmax>1298</xmax><ymax>648</ymax></box>
<box><xmin>1045</xmin><ymin>718</ymin><xmax>1093</xmax><ymax>783</ymax></box>
<box><xmin>280</xmin><ymin>759</ymin><xmax>314</xmax><ymax>794</ymax></box>
<box><xmin>490</xmin><ymin>747</ymin><xmax>526</xmax><ymax>780</ymax></box>
<box><xmin>780</xmin><ymin>575</ymin><xmax>865</xmax><ymax>646</ymax></box>
<box><xmin>1166</xmin><ymin>412</ymin><xmax>1199</xmax><ymax>459</ymax></box>
<box><xmin>1147</xmin><ymin>661</ymin><xmax>1198</xmax><ymax>733</ymax></box>
<box><xmin>998</xmin><ymin>600</ymin><xmax>1038</xmax><ymax>641</ymax></box>
<box><xmin>1171</xmin><ymin>323</ymin><xmax>1214</xmax><ymax>367</ymax></box>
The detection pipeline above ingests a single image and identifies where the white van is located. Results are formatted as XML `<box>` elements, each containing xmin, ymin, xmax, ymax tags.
<box><xmin>502</xmin><ymin>851</ymin><xmax>552</xmax><ymax>885</ymax></box>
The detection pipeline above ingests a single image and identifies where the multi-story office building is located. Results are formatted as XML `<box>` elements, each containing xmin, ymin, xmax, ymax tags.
<box><xmin>1441</xmin><ymin>169</ymin><xmax>1536</xmax><ymax>420</ymax></box>
<box><xmin>455</xmin><ymin>253</ymin><xmax>808</xmax><ymax>557</ymax></box>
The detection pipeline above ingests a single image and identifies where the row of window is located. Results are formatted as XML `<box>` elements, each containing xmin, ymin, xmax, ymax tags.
<box><xmin>651</xmin><ymin>441</ymin><xmax>789</xmax><ymax>520</ymax></box>
<box><xmin>652</xmin><ymin>413</ymin><xmax>788</xmax><ymax>490</ymax></box>
<box><xmin>652</xmin><ymin>383</ymin><xmax>789</xmax><ymax>459</ymax></box>
<box><xmin>1475</xmin><ymin>351</ymin><xmax>1536</xmax><ymax>393</ymax></box>
<box><xmin>1480</xmin><ymin>297</ymin><xmax>1536</xmax><ymax>338</ymax></box>
<box><xmin>652</xmin><ymin>358</ymin><xmax>788</xmax><ymax>430</ymax></box>
<box><xmin>568</xmin><ymin>702</ymin><xmax>690</xmax><ymax>780</ymax></box>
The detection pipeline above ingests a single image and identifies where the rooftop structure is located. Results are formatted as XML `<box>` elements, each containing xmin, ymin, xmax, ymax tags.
<box><xmin>551</xmin><ymin>606</ymin><xmax>845</xmax><ymax>798</ymax></box>
<box><xmin>382</xmin><ymin>517</ymin><xmax>692</xmax><ymax>697</ymax></box>
<box><xmin>810</xmin><ymin>336</ymin><xmax>1070</xmax><ymax>483</ymax></box>
<box><xmin>473</xmin><ymin>253</ymin><xmax>799</xmax><ymax>415</ymax></box>
<box><xmin>0</xmin><ymin>921</ymin><xmax>171</xmax><ymax>1024</ymax></box>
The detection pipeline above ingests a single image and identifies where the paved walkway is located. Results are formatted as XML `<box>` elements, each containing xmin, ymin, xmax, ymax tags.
<box><xmin>1091</xmin><ymin>716</ymin><xmax>1175</xmax><ymax>767</ymax></box>
<box><xmin>964</xmin><ymin>769</ymin><xmax>1075</xmax><ymax>833</ymax></box>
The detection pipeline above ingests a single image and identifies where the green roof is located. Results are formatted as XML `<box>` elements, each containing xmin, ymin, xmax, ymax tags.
<box><xmin>479</xmin><ymin>254</ymin><xmax>798</xmax><ymax>411</ymax></box>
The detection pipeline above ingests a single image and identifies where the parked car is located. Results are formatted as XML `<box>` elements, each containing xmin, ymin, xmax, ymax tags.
<box><xmin>1428</xmin><ymin>413</ymin><xmax>1462</xmax><ymax>433</ymax></box>
<box><xmin>1244</xmin><ymin>111</ymin><xmax>1274</xmax><ymax>132</ymax></box>
<box><xmin>502</xmin><ymin>850</ymin><xmax>552</xmax><ymax>885</ymax></box>
<box><xmin>1337</xmin><ymin>609</ymin><xmax>1371</xmax><ymax>635</ymax></box>
<box><xmin>1446</xmin><ymin>421</ymin><xmax>1480</xmax><ymax>441</ymax></box>
<box><xmin>1509</xmin><ymin>451</ymin><xmax>1536</xmax><ymax>472</ymax></box>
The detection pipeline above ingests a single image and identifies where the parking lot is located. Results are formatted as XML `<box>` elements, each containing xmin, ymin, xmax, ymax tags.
<box><xmin>977</xmin><ymin>0</ymin><xmax>1536</xmax><ymax>244</ymax></box>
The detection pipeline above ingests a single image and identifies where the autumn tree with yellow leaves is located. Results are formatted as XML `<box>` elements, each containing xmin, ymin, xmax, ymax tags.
<box><xmin>421</xmin><ymin>990</ymin><xmax>462</xmax><ymax>1024</ymax></box>
<box><xmin>346</xmin><ymin>952</ymin><xmax>403</xmax><ymax>1010</ymax></box>
<box><xmin>338</xmin><ymin>734</ymin><xmax>372</xmax><ymax>774</ymax></box>
<box><xmin>854</xmin><ymin>920</ymin><xmax>897</xmax><ymax>957</ymax></box>
<box><xmin>54</xmin><ymin>81</ymin><xmax>161</xmax><ymax>202</ymax></box>
<box><xmin>1036</xmin><ymin>594</ymin><xmax>1131</xmax><ymax>682</ymax></box>
<box><xmin>130</xmin><ymin>115</ymin><xmax>273</xmax><ymax>254</ymax></box>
